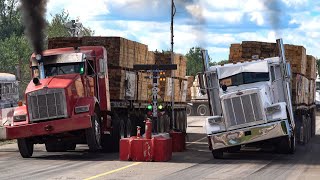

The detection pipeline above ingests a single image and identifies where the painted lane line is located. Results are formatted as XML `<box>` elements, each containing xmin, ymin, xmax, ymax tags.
<box><xmin>186</xmin><ymin>136</ymin><xmax>207</xmax><ymax>147</ymax></box>
<box><xmin>84</xmin><ymin>162</ymin><xmax>142</xmax><ymax>180</ymax></box>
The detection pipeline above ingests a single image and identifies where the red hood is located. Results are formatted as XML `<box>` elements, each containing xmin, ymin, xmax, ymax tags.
<box><xmin>25</xmin><ymin>74</ymin><xmax>79</xmax><ymax>94</ymax></box>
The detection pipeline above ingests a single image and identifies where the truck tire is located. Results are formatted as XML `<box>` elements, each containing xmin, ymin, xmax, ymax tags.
<box><xmin>197</xmin><ymin>104</ymin><xmax>209</xmax><ymax>116</ymax></box>
<box><xmin>86</xmin><ymin>108</ymin><xmax>102</xmax><ymax>152</ymax></box>
<box><xmin>186</xmin><ymin>105</ymin><xmax>193</xmax><ymax>116</ymax></box>
<box><xmin>17</xmin><ymin>138</ymin><xmax>34</xmax><ymax>158</ymax></box>
<box><xmin>212</xmin><ymin>149</ymin><xmax>223</xmax><ymax>159</ymax></box>
<box><xmin>276</xmin><ymin>135</ymin><xmax>295</xmax><ymax>154</ymax></box>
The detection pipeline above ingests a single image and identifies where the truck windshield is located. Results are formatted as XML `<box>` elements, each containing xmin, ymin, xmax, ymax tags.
<box><xmin>220</xmin><ymin>72</ymin><xmax>270</xmax><ymax>87</ymax></box>
<box><xmin>43</xmin><ymin>63</ymin><xmax>84</xmax><ymax>77</ymax></box>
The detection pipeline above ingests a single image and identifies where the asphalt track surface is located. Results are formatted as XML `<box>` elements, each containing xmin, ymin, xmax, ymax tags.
<box><xmin>0</xmin><ymin>116</ymin><xmax>319</xmax><ymax>180</ymax></box>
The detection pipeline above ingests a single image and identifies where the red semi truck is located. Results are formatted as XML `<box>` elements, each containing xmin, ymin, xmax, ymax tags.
<box><xmin>0</xmin><ymin>39</ymin><xmax>187</xmax><ymax>158</ymax></box>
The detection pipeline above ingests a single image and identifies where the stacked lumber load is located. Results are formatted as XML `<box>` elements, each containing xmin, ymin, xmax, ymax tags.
<box><xmin>228</xmin><ymin>40</ymin><xmax>316</xmax><ymax>106</ymax></box>
<box><xmin>153</xmin><ymin>52</ymin><xmax>188</xmax><ymax>103</ymax></box>
<box><xmin>185</xmin><ymin>76</ymin><xmax>195</xmax><ymax>101</ymax></box>
<box><xmin>81</xmin><ymin>37</ymin><xmax>149</xmax><ymax>69</ymax></box>
<box><xmin>137</xmin><ymin>72</ymin><xmax>152</xmax><ymax>101</ymax></box>
<box><xmin>48</xmin><ymin>37</ymin><xmax>82</xmax><ymax>49</ymax></box>
<box><xmin>229</xmin><ymin>41</ymin><xmax>307</xmax><ymax>75</ymax></box>
<box><xmin>48</xmin><ymin>37</ymin><xmax>188</xmax><ymax>103</ymax></box>
<box><xmin>154</xmin><ymin>52</ymin><xmax>187</xmax><ymax>78</ymax></box>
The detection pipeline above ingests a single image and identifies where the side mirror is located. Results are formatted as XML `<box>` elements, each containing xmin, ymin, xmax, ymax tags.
<box><xmin>99</xmin><ymin>58</ymin><xmax>106</xmax><ymax>76</ymax></box>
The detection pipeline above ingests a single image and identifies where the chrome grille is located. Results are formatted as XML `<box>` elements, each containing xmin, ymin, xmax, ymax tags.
<box><xmin>223</xmin><ymin>93</ymin><xmax>264</xmax><ymax>128</ymax></box>
<box><xmin>27</xmin><ymin>89</ymin><xmax>67</xmax><ymax>122</ymax></box>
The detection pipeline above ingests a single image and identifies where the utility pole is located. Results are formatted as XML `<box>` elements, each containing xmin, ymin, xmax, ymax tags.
<box><xmin>171</xmin><ymin>0</ymin><xmax>176</xmax><ymax>130</ymax></box>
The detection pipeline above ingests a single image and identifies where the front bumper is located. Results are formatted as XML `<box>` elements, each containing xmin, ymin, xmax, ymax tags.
<box><xmin>0</xmin><ymin>113</ymin><xmax>92</xmax><ymax>140</ymax></box>
<box><xmin>208</xmin><ymin>120</ymin><xmax>290</xmax><ymax>150</ymax></box>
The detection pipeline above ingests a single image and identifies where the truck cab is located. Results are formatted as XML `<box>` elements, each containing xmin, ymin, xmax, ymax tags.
<box><xmin>201</xmin><ymin>40</ymin><xmax>296</xmax><ymax>158</ymax></box>
<box><xmin>5</xmin><ymin>46</ymin><xmax>113</xmax><ymax>158</ymax></box>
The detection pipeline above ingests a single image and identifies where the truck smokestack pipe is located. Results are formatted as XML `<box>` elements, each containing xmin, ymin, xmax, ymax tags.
<box><xmin>201</xmin><ymin>49</ymin><xmax>210</xmax><ymax>72</ymax></box>
<box><xmin>276</xmin><ymin>38</ymin><xmax>286</xmax><ymax>64</ymax></box>
<box><xmin>36</xmin><ymin>54</ymin><xmax>45</xmax><ymax>79</ymax></box>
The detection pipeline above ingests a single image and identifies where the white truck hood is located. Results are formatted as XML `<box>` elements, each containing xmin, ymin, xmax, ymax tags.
<box><xmin>217</xmin><ymin>60</ymin><xmax>269</xmax><ymax>79</ymax></box>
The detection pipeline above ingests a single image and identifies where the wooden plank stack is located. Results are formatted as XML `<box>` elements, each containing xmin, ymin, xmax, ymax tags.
<box><xmin>228</xmin><ymin>40</ymin><xmax>316</xmax><ymax>106</ymax></box>
<box><xmin>229</xmin><ymin>41</ymin><xmax>307</xmax><ymax>75</ymax></box>
<box><xmin>185</xmin><ymin>76</ymin><xmax>195</xmax><ymax>101</ymax></box>
<box><xmin>48</xmin><ymin>37</ymin><xmax>187</xmax><ymax>103</ymax></box>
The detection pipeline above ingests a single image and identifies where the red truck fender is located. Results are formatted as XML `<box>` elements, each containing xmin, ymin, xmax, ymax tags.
<box><xmin>73</xmin><ymin>97</ymin><xmax>99</xmax><ymax>116</ymax></box>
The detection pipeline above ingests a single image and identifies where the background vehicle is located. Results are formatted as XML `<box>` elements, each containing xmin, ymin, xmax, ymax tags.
<box><xmin>186</xmin><ymin>75</ymin><xmax>210</xmax><ymax>116</ymax></box>
<box><xmin>1</xmin><ymin>37</ymin><xmax>187</xmax><ymax>158</ymax></box>
<box><xmin>0</xmin><ymin>73</ymin><xmax>19</xmax><ymax>126</ymax></box>
<box><xmin>201</xmin><ymin>39</ymin><xmax>316</xmax><ymax>158</ymax></box>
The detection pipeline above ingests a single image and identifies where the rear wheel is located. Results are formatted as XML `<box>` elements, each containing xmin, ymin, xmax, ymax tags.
<box><xmin>86</xmin><ymin>108</ymin><xmax>102</xmax><ymax>151</ymax></box>
<box><xmin>186</xmin><ymin>105</ymin><xmax>193</xmax><ymax>116</ymax></box>
<box><xmin>17</xmin><ymin>138</ymin><xmax>34</xmax><ymax>158</ymax></box>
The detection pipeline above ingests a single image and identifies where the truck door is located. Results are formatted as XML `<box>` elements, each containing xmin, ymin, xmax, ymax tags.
<box><xmin>86</xmin><ymin>59</ymin><xmax>98</xmax><ymax>98</ymax></box>
<box><xmin>270</xmin><ymin>64</ymin><xmax>285</xmax><ymax>103</ymax></box>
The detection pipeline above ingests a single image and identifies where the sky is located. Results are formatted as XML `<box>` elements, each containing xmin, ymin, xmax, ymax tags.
<box><xmin>46</xmin><ymin>0</ymin><xmax>320</xmax><ymax>62</ymax></box>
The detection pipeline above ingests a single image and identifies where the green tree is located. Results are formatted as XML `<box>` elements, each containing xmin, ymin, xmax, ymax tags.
<box><xmin>47</xmin><ymin>10</ymin><xmax>94</xmax><ymax>38</ymax></box>
<box><xmin>0</xmin><ymin>35</ymin><xmax>32</xmax><ymax>97</ymax></box>
<box><xmin>0</xmin><ymin>0</ymin><xmax>24</xmax><ymax>40</ymax></box>
<box><xmin>186</xmin><ymin>47</ymin><xmax>204</xmax><ymax>76</ymax></box>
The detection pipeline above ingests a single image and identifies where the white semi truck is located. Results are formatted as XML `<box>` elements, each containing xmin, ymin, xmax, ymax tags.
<box><xmin>200</xmin><ymin>39</ymin><xmax>315</xmax><ymax>158</ymax></box>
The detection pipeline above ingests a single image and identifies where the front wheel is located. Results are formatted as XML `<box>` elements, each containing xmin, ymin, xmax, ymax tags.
<box><xmin>86</xmin><ymin>108</ymin><xmax>102</xmax><ymax>151</ymax></box>
<box><xmin>276</xmin><ymin>135</ymin><xmax>295</xmax><ymax>154</ymax></box>
<box><xmin>212</xmin><ymin>149</ymin><xmax>223</xmax><ymax>159</ymax></box>
<box><xmin>17</xmin><ymin>138</ymin><xmax>34</xmax><ymax>158</ymax></box>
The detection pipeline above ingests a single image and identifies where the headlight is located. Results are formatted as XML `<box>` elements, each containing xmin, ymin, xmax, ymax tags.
<box><xmin>206</xmin><ymin>116</ymin><xmax>225</xmax><ymax>134</ymax></box>
<box><xmin>75</xmin><ymin>105</ymin><xmax>90</xmax><ymax>114</ymax></box>
<box><xmin>265</xmin><ymin>104</ymin><xmax>281</xmax><ymax>115</ymax></box>
<box><xmin>13</xmin><ymin>115</ymin><xmax>27</xmax><ymax>122</ymax></box>
<box><xmin>208</xmin><ymin>116</ymin><xmax>223</xmax><ymax>125</ymax></box>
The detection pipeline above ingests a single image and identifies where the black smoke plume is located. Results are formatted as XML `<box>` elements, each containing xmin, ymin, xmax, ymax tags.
<box><xmin>20</xmin><ymin>0</ymin><xmax>47</xmax><ymax>55</ymax></box>
<box><xmin>175</xmin><ymin>0</ymin><xmax>207</xmax><ymax>47</ymax></box>
<box><xmin>263</xmin><ymin>0</ymin><xmax>281</xmax><ymax>37</ymax></box>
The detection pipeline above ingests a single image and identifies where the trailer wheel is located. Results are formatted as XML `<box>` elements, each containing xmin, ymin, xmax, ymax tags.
<box><xmin>212</xmin><ymin>149</ymin><xmax>223</xmax><ymax>159</ymax></box>
<box><xmin>86</xmin><ymin>107</ymin><xmax>102</xmax><ymax>151</ymax></box>
<box><xmin>17</xmin><ymin>138</ymin><xmax>34</xmax><ymax>158</ymax></box>
<box><xmin>186</xmin><ymin>105</ymin><xmax>193</xmax><ymax>116</ymax></box>
<box><xmin>197</xmin><ymin>104</ymin><xmax>209</xmax><ymax>116</ymax></box>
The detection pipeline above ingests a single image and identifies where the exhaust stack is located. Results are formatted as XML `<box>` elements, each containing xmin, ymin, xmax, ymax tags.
<box><xmin>35</xmin><ymin>54</ymin><xmax>45</xmax><ymax>79</ymax></box>
<box><xmin>201</xmin><ymin>49</ymin><xmax>210</xmax><ymax>72</ymax></box>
